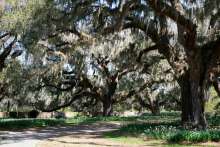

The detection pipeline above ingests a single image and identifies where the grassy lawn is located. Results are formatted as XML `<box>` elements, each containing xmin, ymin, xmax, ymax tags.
<box><xmin>0</xmin><ymin>112</ymin><xmax>181</xmax><ymax>130</ymax></box>
<box><xmin>0</xmin><ymin>115</ymin><xmax>138</xmax><ymax>130</ymax></box>
<box><xmin>103</xmin><ymin>112</ymin><xmax>220</xmax><ymax>144</ymax></box>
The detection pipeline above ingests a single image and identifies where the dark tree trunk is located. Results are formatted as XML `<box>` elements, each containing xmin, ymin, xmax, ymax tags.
<box><xmin>102</xmin><ymin>81</ymin><xmax>117</xmax><ymax>116</ymax></box>
<box><xmin>178</xmin><ymin>72</ymin><xmax>194</xmax><ymax>124</ymax></box>
<box><xmin>102</xmin><ymin>96</ymin><xmax>113</xmax><ymax>116</ymax></box>
<box><xmin>148</xmin><ymin>100</ymin><xmax>160</xmax><ymax>115</ymax></box>
<box><xmin>178</xmin><ymin>62</ymin><xmax>207</xmax><ymax>129</ymax></box>
<box><xmin>150</xmin><ymin>105</ymin><xmax>160</xmax><ymax>115</ymax></box>
<box><xmin>0</xmin><ymin>63</ymin><xmax>4</xmax><ymax>72</ymax></box>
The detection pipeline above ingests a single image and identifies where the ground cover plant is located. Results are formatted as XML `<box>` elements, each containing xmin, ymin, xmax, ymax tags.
<box><xmin>104</xmin><ymin>112</ymin><xmax>220</xmax><ymax>143</ymax></box>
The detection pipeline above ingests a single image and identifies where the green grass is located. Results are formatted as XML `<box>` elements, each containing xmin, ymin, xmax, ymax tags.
<box><xmin>0</xmin><ymin>115</ymin><xmax>138</xmax><ymax>130</ymax></box>
<box><xmin>0</xmin><ymin>112</ymin><xmax>181</xmax><ymax>130</ymax></box>
<box><xmin>168</xmin><ymin>130</ymin><xmax>220</xmax><ymax>142</ymax></box>
<box><xmin>103</xmin><ymin>112</ymin><xmax>220</xmax><ymax>143</ymax></box>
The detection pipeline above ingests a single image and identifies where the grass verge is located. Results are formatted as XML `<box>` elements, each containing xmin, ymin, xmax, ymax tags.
<box><xmin>103</xmin><ymin>112</ymin><xmax>220</xmax><ymax>143</ymax></box>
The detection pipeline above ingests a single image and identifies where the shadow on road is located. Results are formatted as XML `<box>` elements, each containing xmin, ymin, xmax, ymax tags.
<box><xmin>0</xmin><ymin>122</ymin><xmax>120</xmax><ymax>146</ymax></box>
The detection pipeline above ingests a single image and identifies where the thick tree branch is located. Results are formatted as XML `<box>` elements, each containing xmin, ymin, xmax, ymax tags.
<box><xmin>117</xmin><ymin>66</ymin><xmax>138</xmax><ymax>81</ymax></box>
<box><xmin>0</xmin><ymin>32</ymin><xmax>10</xmax><ymax>39</ymax></box>
<box><xmin>0</xmin><ymin>35</ymin><xmax>17</xmax><ymax>71</ymax></box>
<box><xmin>148</xmin><ymin>0</ymin><xmax>196</xmax><ymax>33</ymax></box>
<box><xmin>137</xmin><ymin>95</ymin><xmax>151</xmax><ymax>109</ymax></box>
<box><xmin>35</xmin><ymin>90</ymin><xmax>98</xmax><ymax>112</ymax></box>
<box><xmin>137</xmin><ymin>44</ymin><xmax>160</xmax><ymax>62</ymax></box>
<box><xmin>114</xmin><ymin>82</ymin><xmax>149</xmax><ymax>103</ymax></box>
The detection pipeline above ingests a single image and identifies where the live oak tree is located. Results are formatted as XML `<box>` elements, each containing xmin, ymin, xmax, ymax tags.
<box><xmin>91</xmin><ymin>0</ymin><xmax>220</xmax><ymax>129</ymax></box>
<box><xmin>32</xmin><ymin>37</ymin><xmax>141</xmax><ymax>116</ymax></box>
<box><xmin>136</xmin><ymin>59</ymin><xmax>179</xmax><ymax>115</ymax></box>
<box><xmin>23</xmin><ymin>31</ymin><xmax>146</xmax><ymax>116</ymax></box>
<box><xmin>88</xmin><ymin>54</ymin><xmax>137</xmax><ymax>116</ymax></box>
<box><xmin>118</xmin><ymin>51</ymin><xmax>180</xmax><ymax>115</ymax></box>
<box><xmin>83</xmin><ymin>33</ymin><xmax>141</xmax><ymax>116</ymax></box>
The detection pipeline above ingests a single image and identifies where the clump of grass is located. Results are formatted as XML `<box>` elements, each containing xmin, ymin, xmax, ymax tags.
<box><xmin>112</xmin><ymin>123</ymin><xmax>220</xmax><ymax>143</ymax></box>
<box><xmin>168</xmin><ymin>130</ymin><xmax>220</xmax><ymax>143</ymax></box>
<box><xmin>119</xmin><ymin>122</ymin><xmax>180</xmax><ymax>139</ymax></box>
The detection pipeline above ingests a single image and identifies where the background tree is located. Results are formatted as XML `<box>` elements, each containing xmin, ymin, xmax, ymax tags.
<box><xmin>117</xmin><ymin>50</ymin><xmax>180</xmax><ymax>114</ymax></box>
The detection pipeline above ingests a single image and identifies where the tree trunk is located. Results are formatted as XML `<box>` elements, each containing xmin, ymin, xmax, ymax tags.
<box><xmin>148</xmin><ymin>100</ymin><xmax>160</xmax><ymax>115</ymax></box>
<box><xmin>0</xmin><ymin>63</ymin><xmax>4</xmax><ymax>72</ymax></box>
<box><xmin>150</xmin><ymin>105</ymin><xmax>160</xmax><ymax>115</ymax></box>
<box><xmin>102</xmin><ymin>81</ymin><xmax>117</xmax><ymax>116</ymax></box>
<box><xmin>178</xmin><ymin>72</ymin><xmax>194</xmax><ymax>124</ymax></box>
<box><xmin>102</xmin><ymin>96</ymin><xmax>113</xmax><ymax>116</ymax></box>
<box><xmin>178</xmin><ymin>66</ymin><xmax>207</xmax><ymax>129</ymax></box>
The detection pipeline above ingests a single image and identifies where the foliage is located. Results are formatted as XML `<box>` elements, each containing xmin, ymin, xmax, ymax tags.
<box><xmin>205</xmin><ymin>87</ymin><xmax>220</xmax><ymax>113</ymax></box>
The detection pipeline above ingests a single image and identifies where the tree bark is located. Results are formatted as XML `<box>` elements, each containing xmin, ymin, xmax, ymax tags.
<box><xmin>178</xmin><ymin>72</ymin><xmax>194</xmax><ymax>124</ymax></box>
<box><xmin>102</xmin><ymin>96</ymin><xmax>113</xmax><ymax>116</ymax></box>
<box><xmin>150</xmin><ymin>105</ymin><xmax>160</xmax><ymax>115</ymax></box>
<box><xmin>178</xmin><ymin>63</ymin><xmax>207</xmax><ymax>129</ymax></box>
<box><xmin>0</xmin><ymin>63</ymin><xmax>4</xmax><ymax>72</ymax></box>
<box><xmin>102</xmin><ymin>81</ymin><xmax>117</xmax><ymax>116</ymax></box>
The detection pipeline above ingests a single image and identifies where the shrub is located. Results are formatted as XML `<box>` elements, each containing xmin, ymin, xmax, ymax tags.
<box><xmin>9</xmin><ymin>112</ymin><xmax>18</xmax><ymax>118</ymax></box>
<box><xmin>28</xmin><ymin>110</ymin><xmax>39</xmax><ymax>118</ymax></box>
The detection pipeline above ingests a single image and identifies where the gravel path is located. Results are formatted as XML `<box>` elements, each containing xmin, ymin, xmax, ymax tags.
<box><xmin>0</xmin><ymin>122</ymin><xmax>122</xmax><ymax>147</ymax></box>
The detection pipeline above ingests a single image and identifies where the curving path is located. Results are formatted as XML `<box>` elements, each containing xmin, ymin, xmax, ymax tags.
<box><xmin>0</xmin><ymin>122</ymin><xmax>133</xmax><ymax>147</ymax></box>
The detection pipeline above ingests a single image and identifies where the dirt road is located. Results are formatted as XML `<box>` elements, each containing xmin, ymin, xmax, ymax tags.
<box><xmin>0</xmin><ymin>122</ymin><xmax>144</xmax><ymax>147</ymax></box>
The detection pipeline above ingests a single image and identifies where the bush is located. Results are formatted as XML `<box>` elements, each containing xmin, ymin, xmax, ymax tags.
<box><xmin>8</xmin><ymin>112</ymin><xmax>29</xmax><ymax>118</ymax></box>
<box><xmin>9</xmin><ymin>112</ymin><xmax>18</xmax><ymax>118</ymax></box>
<box><xmin>0</xmin><ymin>119</ymin><xmax>65</xmax><ymax>129</ymax></box>
<box><xmin>28</xmin><ymin>110</ymin><xmax>39</xmax><ymax>118</ymax></box>
<box><xmin>53</xmin><ymin>111</ymin><xmax>65</xmax><ymax>119</ymax></box>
